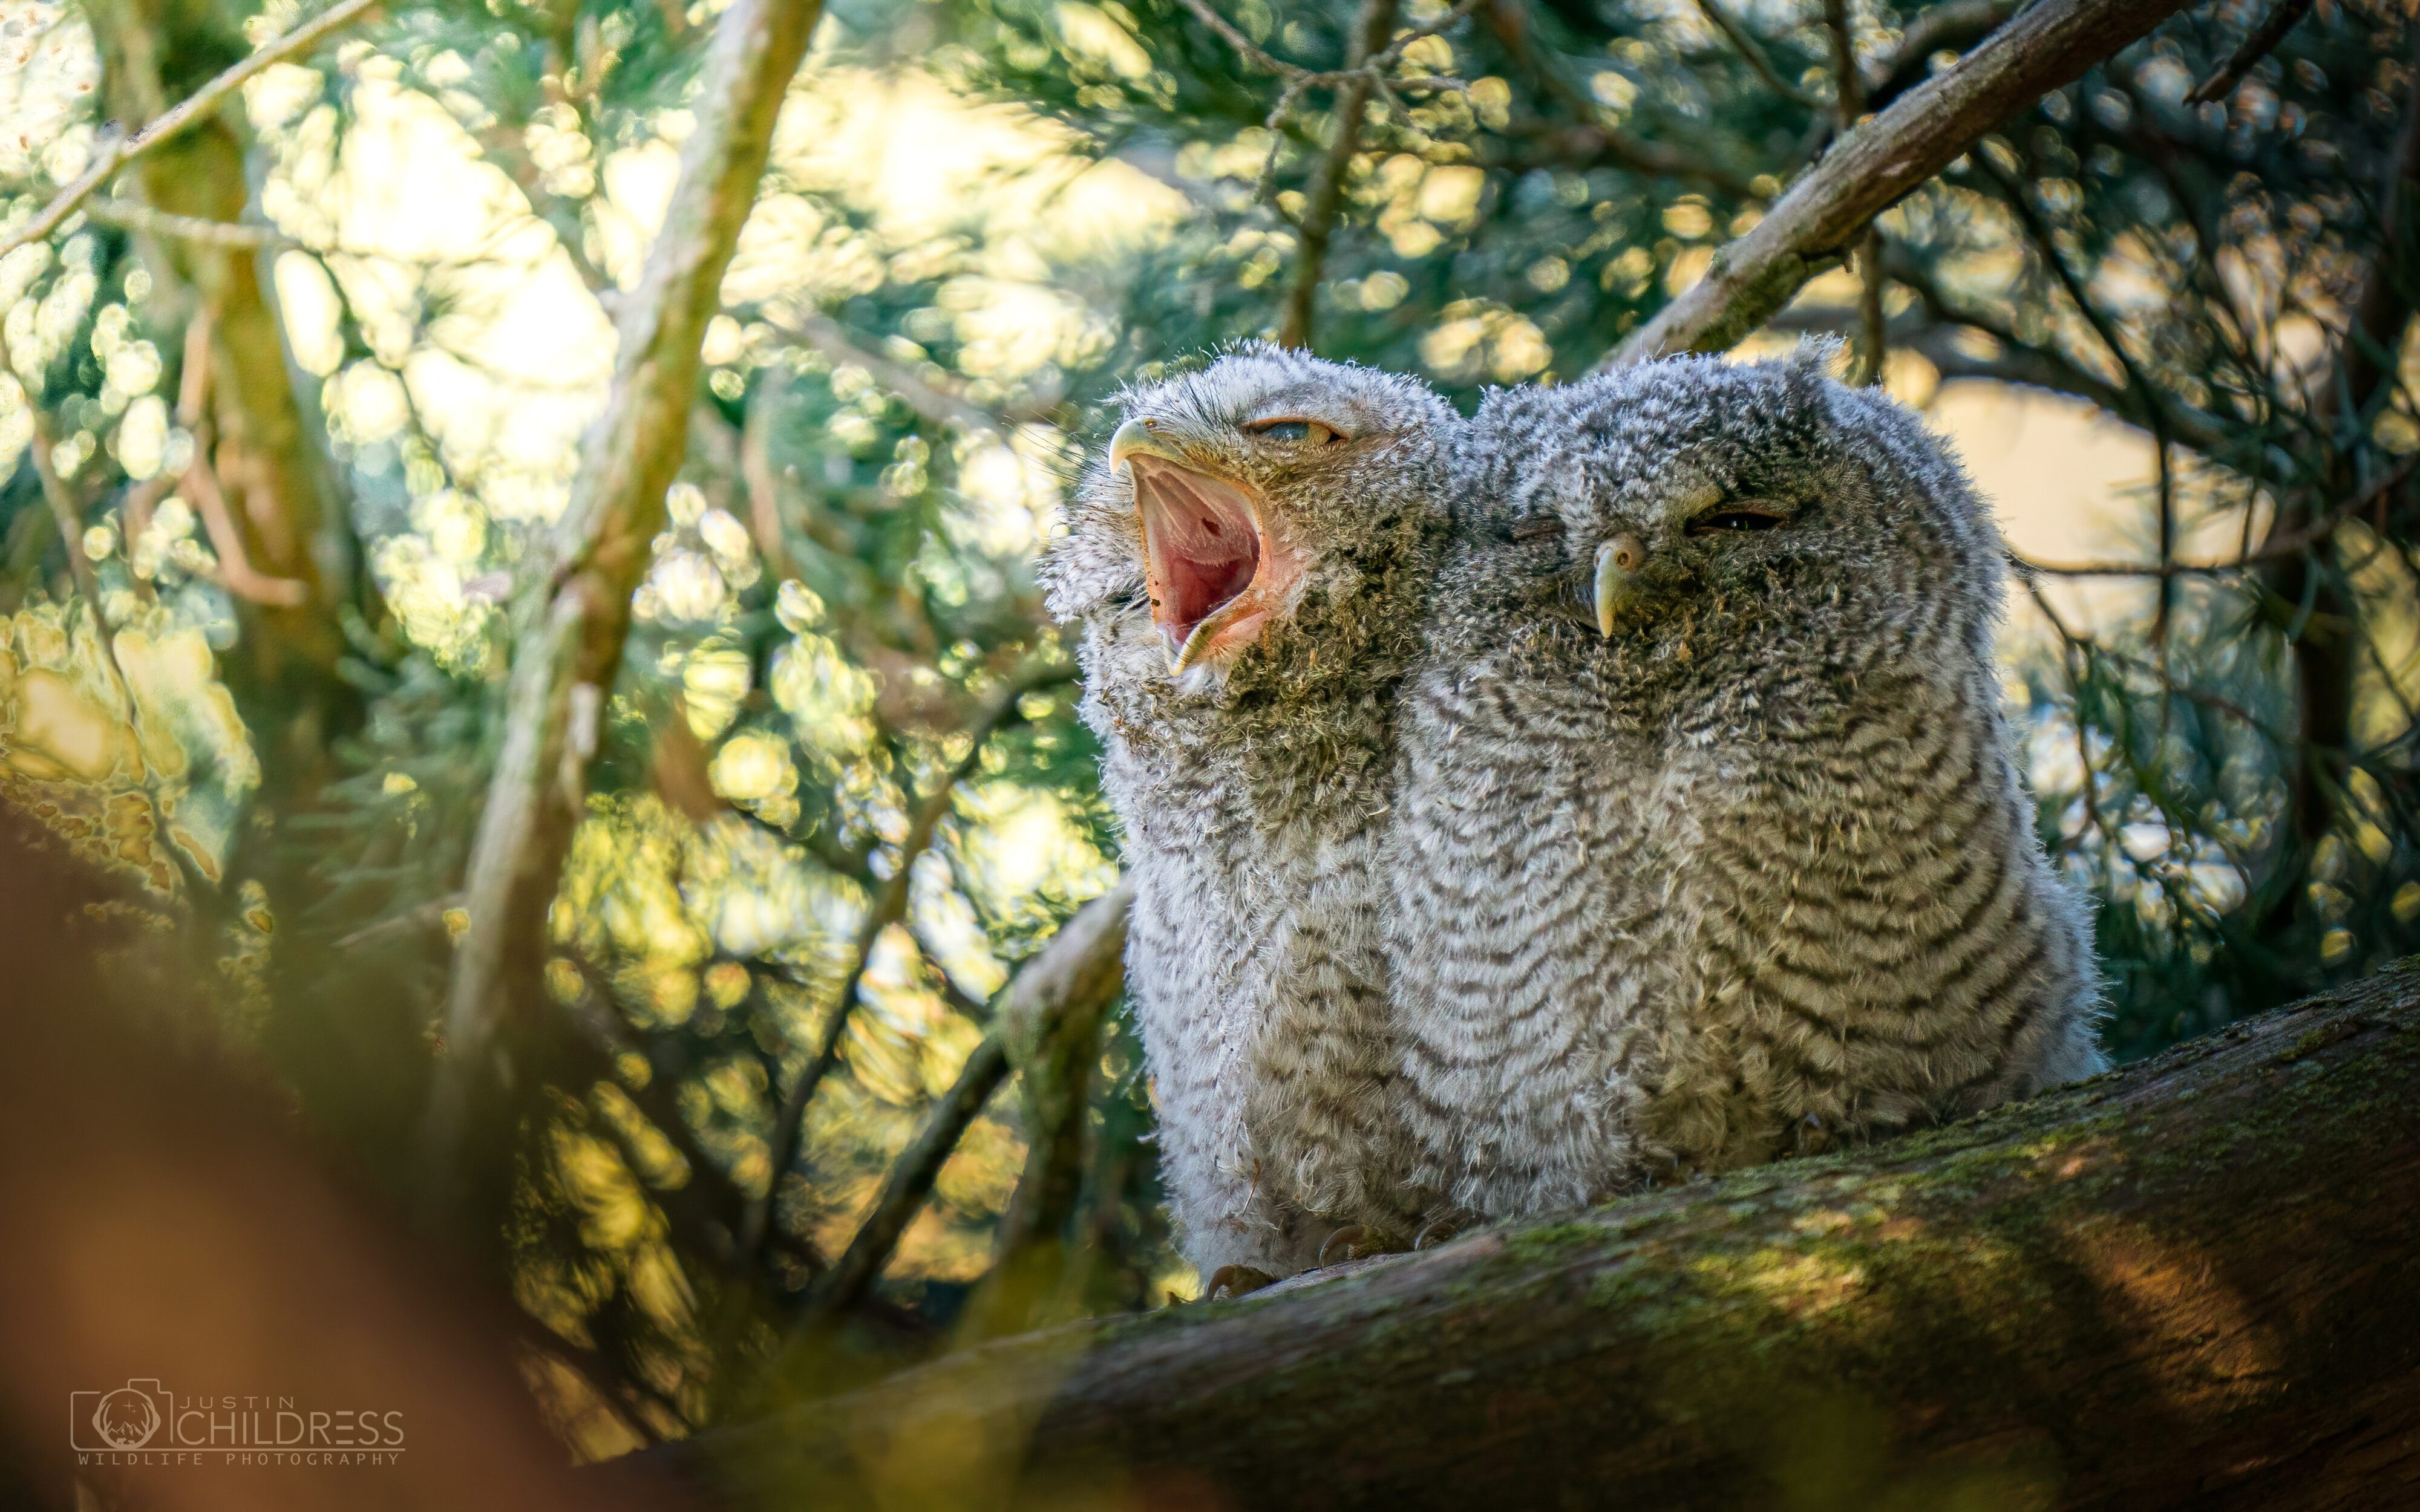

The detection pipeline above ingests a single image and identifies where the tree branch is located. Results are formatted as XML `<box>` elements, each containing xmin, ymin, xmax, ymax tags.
<box><xmin>1823</xmin><ymin>0</ymin><xmax>1885</xmax><ymax>386</ymax></box>
<box><xmin>1596</xmin><ymin>0</ymin><xmax>2197</xmax><ymax>370</ymax></box>
<box><xmin>1280</xmin><ymin>0</ymin><xmax>1400</xmax><ymax>349</ymax></box>
<box><xmin>2018</xmin><ymin>450</ymin><xmax>2420</xmax><ymax>577</ymax></box>
<box><xmin>1977</xmin><ymin>153</ymin><xmax>2179</xmax><ymax>635</ymax></box>
<box><xmin>0</xmin><ymin>322</ymin><xmax>132</xmax><ymax>708</ymax></box>
<box><xmin>1865</xmin><ymin>0</ymin><xmax>2019</xmax><ymax>111</ymax></box>
<box><xmin>0</xmin><ymin>0</ymin><xmax>382</xmax><ymax>264</ymax></box>
<box><xmin>427</xmin><ymin>0</ymin><xmax>820</xmax><ymax>1189</ymax></box>
<box><xmin>739</xmin><ymin>662</ymin><xmax>1073</xmax><ymax>1262</ymax></box>
<box><xmin>2185</xmin><ymin>0</ymin><xmax>2313</xmax><ymax>105</ymax></box>
<box><xmin>764</xmin><ymin>311</ymin><xmax>1006</xmax><ymax>438</ymax></box>
<box><xmin>80</xmin><ymin>194</ymin><xmax>284</xmax><ymax>248</ymax></box>
<box><xmin>670</xmin><ymin>971</ymin><xmax>2420</xmax><ymax>1510</ymax></box>
<box><xmin>1693</xmin><ymin>0</ymin><xmax>1818</xmax><ymax>109</ymax></box>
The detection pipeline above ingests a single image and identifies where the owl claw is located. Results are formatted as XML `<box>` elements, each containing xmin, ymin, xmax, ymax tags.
<box><xmin>1316</xmin><ymin>1224</ymin><xmax>1409</xmax><ymax>1266</ymax></box>
<box><xmin>1201</xmin><ymin>1264</ymin><xmax>1278</xmax><ymax>1302</ymax></box>
<box><xmin>1412</xmin><ymin>1214</ymin><xmax>1465</xmax><ymax>1250</ymax></box>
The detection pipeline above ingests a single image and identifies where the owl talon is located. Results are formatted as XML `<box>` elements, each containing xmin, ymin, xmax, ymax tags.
<box><xmin>1201</xmin><ymin>1264</ymin><xmax>1277</xmax><ymax>1302</ymax></box>
<box><xmin>1316</xmin><ymin>1224</ymin><xmax>1408</xmax><ymax>1266</ymax></box>
<box><xmin>1412</xmin><ymin>1214</ymin><xmax>1465</xmax><ymax>1250</ymax></box>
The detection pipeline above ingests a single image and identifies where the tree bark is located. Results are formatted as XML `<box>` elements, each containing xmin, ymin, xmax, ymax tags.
<box><xmin>430</xmin><ymin>0</ymin><xmax>819</xmax><ymax>1178</ymax></box>
<box><xmin>673</xmin><ymin>966</ymin><xmax>2420</xmax><ymax>1510</ymax></box>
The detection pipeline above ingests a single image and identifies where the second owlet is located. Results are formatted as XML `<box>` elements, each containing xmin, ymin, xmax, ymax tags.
<box><xmin>1042</xmin><ymin>346</ymin><xmax>1456</xmax><ymax>1288</ymax></box>
<box><xmin>1389</xmin><ymin>350</ymin><xmax>2105</xmax><ymax>1222</ymax></box>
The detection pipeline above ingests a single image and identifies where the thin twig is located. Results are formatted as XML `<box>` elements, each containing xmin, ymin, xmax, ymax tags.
<box><xmin>2018</xmin><ymin>573</ymin><xmax>2127</xmax><ymax>864</ymax></box>
<box><xmin>739</xmin><ymin>370</ymin><xmax>792</xmax><ymax>579</ymax></box>
<box><xmin>0</xmin><ymin>0</ymin><xmax>383</xmax><ymax>264</ymax></box>
<box><xmin>798</xmin><ymin>878</ymin><xmax>1132</xmax><ymax>1325</ymax></box>
<box><xmin>0</xmin><ymin>321</ymin><xmax>133</xmax><ymax>708</ymax></box>
<box><xmin>1281</xmin><ymin>0</ymin><xmax>1399</xmax><ymax>348</ymax></box>
<box><xmin>180</xmin><ymin>447</ymin><xmax>311</xmax><ymax>606</ymax></box>
<box><xmin>1824</xmin><ymin>0</ymin><xmax>1885</xmax><ymax>386</ymax></box>
<box><xmin>1978</xmin><ymin>152</ymin><xmax>2179</xmax><ymax>639</ymax></box>
<box><xmin>740</xmin><ymin>662</ymin><xmax>1073</xmax><ymax>1263</ymax></box>
<box><xmin>2016</xmin><ymin>451</ymin><xmax>2420</xmax><ymax>578</ymax></box>
<box><xmin>2185</xmin><ymin>0</ymin><xmax>2314</xmax><ymax>105</ymax></box>
<box><xmin>81</xmin><ymin>195</ymin><xmax>285</xmax><ymax>249</ymax></box>
<box><xmin>1179</xmin><ymin>0</ymin><xmax>1475</xmax><ymax>242</ymax></box>
<box><xmin>1693</xmin><ymin>0</ymin><xmax>1819</xmax><ymax>108</ymax></box>
<box><xmin>805</xmin><ymin>1032</ymin><xmax>1011</xmax><ymax>1315</ymax></box>
<box><xmin>765</xmin><ymin>310</ymin><xmax>1004</xmax><ymax>437</ymax></box>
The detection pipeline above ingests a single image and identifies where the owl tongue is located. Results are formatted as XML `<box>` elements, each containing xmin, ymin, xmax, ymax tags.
<box><xmin>1133</xmin><ymin>458</ymin><xmax>1269</xmax><ymax>670</ymax></box>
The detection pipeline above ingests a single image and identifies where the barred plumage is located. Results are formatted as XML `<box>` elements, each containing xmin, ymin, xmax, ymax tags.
<box><xmin>1390</xmin><ymin>350</ymin><xmax>2105</xmax><ymax>1221</ymax></box>
<box><xmin>1041</xmin><ymin>346</ymin><xmax>1456</xmax><ymax>1280</ymax></box>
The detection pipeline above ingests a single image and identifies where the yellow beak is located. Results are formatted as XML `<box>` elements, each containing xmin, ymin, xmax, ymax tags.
<box><xmin>1594</xmin><ymin>534</ymin><xmax>1649</xmax><ymax>638</ymax></box>
<box><xmin>1108</xmin><ymin>417</ymin><xmax>1185</xmax><ymax>473</ymax></box>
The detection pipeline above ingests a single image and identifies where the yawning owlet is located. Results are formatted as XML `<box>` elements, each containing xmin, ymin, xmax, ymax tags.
<box><xmin>1390</xmin><ymin>350</ymin><xmax>2105</xmax><ymax>1220</ymax></box>
<box><xmin>1042</xmin><ymin>346</ymin><xmax>1459</xmax><ymax>1287</ymax></box>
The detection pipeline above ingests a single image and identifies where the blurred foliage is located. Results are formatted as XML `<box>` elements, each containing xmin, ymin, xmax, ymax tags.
<box><xmin>0</xmin><ymin>0</ymin><xmax>2416</xmax><ymax>1455</ymax></box>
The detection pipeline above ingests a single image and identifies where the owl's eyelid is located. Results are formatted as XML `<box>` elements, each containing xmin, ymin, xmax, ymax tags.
<box><xmin>1241</xmin><ymin>414</ymin><xmax>1352</xmax><ymax>443</ymax></box>
<box><xmin>1684</xmin><ymin>498</ymin><xmax>1793</xmax><ymax>530</ymax></box>
<box><xmin>1507</xmin><ymin>517</ymin><xmax>1565</xmax><ymax>541</ymax></box>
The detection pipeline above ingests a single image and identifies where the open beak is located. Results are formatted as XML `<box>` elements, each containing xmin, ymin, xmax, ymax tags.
<box><xmin>1111</xmin><ymin>418</ymin><xmax>1301</xmax><ymax>677</ymax></box>
<box><xmin>1593</xmin><ymin>533</ymin><xmax>1649</xmax><ymax>638</ymax></box>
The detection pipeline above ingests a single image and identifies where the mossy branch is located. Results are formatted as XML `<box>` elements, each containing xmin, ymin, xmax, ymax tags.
<box><xmin>670</xmin><ymin>966</ymin><xmax>2420</xmax><ymax>1510</ymax></box>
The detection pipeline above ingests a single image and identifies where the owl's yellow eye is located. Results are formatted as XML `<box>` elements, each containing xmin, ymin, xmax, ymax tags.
<box><xmin>1244</xmin><ymin>417</ymin><xmax>1343</xmax><ymax>446</ymax></box>
<box><xmin>1686</xmin><ymin>503</ymin><xmax>1788</xmax><ymax>535</ymax></box>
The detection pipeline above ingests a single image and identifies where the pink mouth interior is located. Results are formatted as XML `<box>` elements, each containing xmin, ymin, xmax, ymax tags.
<box><xmin>1134</xmin><ymin>458</ymin><xmax>1261</xmax><ymax>654</ymax></box>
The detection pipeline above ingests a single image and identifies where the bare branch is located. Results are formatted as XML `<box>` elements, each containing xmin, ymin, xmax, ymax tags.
<box><xmin>741</xmin><ymin>660</ymin><xmax>1075</xmax><ymax>1263</ymax></box>
<box><xmin>1693</xmin><ymin>0</ymin><xmax>1818</xmax><ymax>109</ymax></box>
<box><xmin>1281</xmin><ymin>0</ymin><xmax>1399</xmax><ymax>349</ymax></box>
<box><xmin>797</xmin><ymin>879</ymin><xmax>1130</xmax><ymax>1329</ymax></box>
<box><xmin>2017</xmin><ymin>451</ymin><xmax>2420</xmax><ymax>577</ymax></box>
<box><xmin>670</xmin><ymin>979</ymin><xmax>2420</xmax><ymax>1511</ymax></box>
<box><xmin>81</xmin><ymin>194</ymin><xmax>284</xmax><ymax>248</ymax></box>
<box><xmin>1823</xmin><ymin>0</ymin><xmax>1885</xmax><ymax>387</ymax></box>
<box><xmin>1597</xmin><ymin>0</ymin><xmax>2197</xmax><ymax>370</ymax></box>
<box><xmin>0</xmin><ymin>0</ymin><xmax>382</xmax><ymax>264</ymax></box>
<box><xmin>2185</xmin><ymin>0</ymin><xmax>2313</xmax><ymax>105</ymax></box>
<box><xmin>428</xmin><ymin>0</ymin><xmax>821</xmax><ymax>1190</ymax></box>
<box><xmin>1866</xmin><ymin>0</ymin><xmax>2019</xmax><ymax>109</ymax></box>
<box><xmin>765</xmin><ymin>311</ymin><xmax>1005</xmax><ymax>437</ymax></box>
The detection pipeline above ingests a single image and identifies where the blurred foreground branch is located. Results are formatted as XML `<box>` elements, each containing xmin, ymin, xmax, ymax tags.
<box><xmin>1598</xmin><ymin>0</ymin><xmax>2196</xmax><ymax>368</ymax></box>
<box><xmin>674</xmin><ymin>969</ymin><xmax>2420</xmax><ymax>1510</ymax></box>
<box><xmin>430</xmin><ymin>0</ymin><xmax>820</xmax><ymax>1186</ymax></box>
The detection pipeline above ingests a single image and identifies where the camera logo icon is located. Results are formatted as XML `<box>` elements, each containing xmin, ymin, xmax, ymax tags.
<box><xmin>70</xmin><ymin>1380</ymin><xmax>170</xmax><ymax>1450</ymax></box>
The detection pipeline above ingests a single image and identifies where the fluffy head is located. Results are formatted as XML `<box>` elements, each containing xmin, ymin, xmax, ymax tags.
<box><xmin>1043</xmin><ymin>344</ymin><xmax>1458</xmax><ymax>702</ymax></box>
<box><xmin>1444</xmin><ymin>348</ymin><xmax>2006</xmax><ymax>706</ymax></box>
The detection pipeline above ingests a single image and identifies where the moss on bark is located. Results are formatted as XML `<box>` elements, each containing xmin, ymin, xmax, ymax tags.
<box><xmin>679</xmin><ymin>965</ymin><xmax>2420</xmax><ymax>1511</ymax></box>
